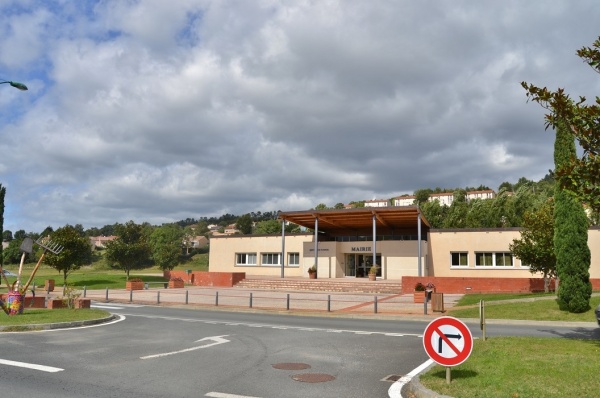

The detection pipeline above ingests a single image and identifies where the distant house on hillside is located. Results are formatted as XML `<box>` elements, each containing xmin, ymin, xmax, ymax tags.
<box><xmin>89</xmin><ymin>235</ymin><xmax>117</xmax><ymax>249</ymax></box>
<box><xmin>364</xmin><ymin>199</ymin><xmax>389</xmax><ymax>207</ymax></box>
<box><xmin>393</xmin><ymin>190</ymin><xmax>496</xmax><ymax>207</ymax></box>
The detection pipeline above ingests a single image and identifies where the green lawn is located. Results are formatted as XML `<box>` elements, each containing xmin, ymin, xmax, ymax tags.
<box><xmin>420</xmin><ymin>292</ymin><xmax>600</xmax><ymax>398</ymax></box>
<box><xmin>420</xmin><ymin>337</ymin><xmax>600</xmax><ymax>398</ymax></box>
<box><xmin>0</xmin><ymin>308</ymin><xmax>111</xmax><ymax>330</ymax></box>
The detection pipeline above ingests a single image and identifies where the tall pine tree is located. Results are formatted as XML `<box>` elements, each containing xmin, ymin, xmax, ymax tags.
<box><xmin>554</xmin><ymin>120</ymin><xmax>591</xmax><ymax>313</ymax></box>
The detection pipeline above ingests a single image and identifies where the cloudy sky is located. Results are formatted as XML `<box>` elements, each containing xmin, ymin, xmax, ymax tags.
<box><xmin>0</xmin><ymin>1</ymin><xmax>598</xmax><ymax>233</ymax></box>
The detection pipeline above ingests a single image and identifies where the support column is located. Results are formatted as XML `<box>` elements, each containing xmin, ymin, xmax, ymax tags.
<box><xmin>314</xmin><ymin>217</ymin><xmax>319</xmax><ymax>270</ymax></box>
<box><xmin>418</xmin><ymin>207</ymin><xmax>422</xmax><ymax>277</ymax></box>
<box><xmin>281</xmin><ymin>219</ymin><xmax>285</xmax><ymax>278</ymax></box>
<box><xmin>372</xmin><ymin>213</ymin><xmax>377</xmax><ymax>272</ymax></box>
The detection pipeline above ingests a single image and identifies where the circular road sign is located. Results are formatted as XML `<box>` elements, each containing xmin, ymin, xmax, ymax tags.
<box><xmin>423</xmin><ymin>316</ymin><xmax>473</xmax><ymax>367</ymax></box>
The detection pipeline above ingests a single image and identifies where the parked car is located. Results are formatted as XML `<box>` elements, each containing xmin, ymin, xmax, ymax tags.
<box><xmin>596</xmin><ymin>304</ymin><xmax>600</xmax><ymax>326</ymax></box>
<box><xmin>1</xmin><ymin>269</ymin><xmax>16</xmax><ymax>277</ymax></box>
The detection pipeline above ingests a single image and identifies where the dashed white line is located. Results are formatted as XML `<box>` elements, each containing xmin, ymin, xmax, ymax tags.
<box><xmin>0</xmin><ymin>359</ymin><xmax>63</xmax><ymax>373</ymax></box>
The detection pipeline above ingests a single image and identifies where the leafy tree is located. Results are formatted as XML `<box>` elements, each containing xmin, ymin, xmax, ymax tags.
<box><xmin>236</xmin><ymin>214</ymin><xmax>253</xmax><ymax>235</ymax></box>
<box><xmin>43</xmin><ymin>225</ymin><xmax>93</xmax><ymax>284</ymax></box>
<box><xmin>510</xmin><ymin>199</ymin><xmax>556</xmax><ymax>292</ymax></box>
<box><xmin>3</xmin><ymin>239</ymin><xmax>23</xmax><ymax>264</ymax></box>
<box><xmin>253</xmin><ymin>219</ymin><xmax>283</xmax><ymax>234</ymax></box>
<box><xmin>3</xmin><ymin>230</ymin><xmax>12</xmax><ymax>241</ymax></box>
<box><xmin>314</xmin><ymin>203</ymin><xmax>329</xmax><ymax>210</ymax></box>
<box><xmin>420</xmin><ymin>200</ymin><xmax>447</xmax><ymax>228</ymax></box>
<box><xmin>414</xmin><ymin>189</ymin><xmax>432</xmax><ymax>204</ymax></box>
<box><xmin>553</xmin><ymin>121</ymin><xmax>591</xmax><ymax>313</ymax></box>
<box><xmin>14</xmin><ymin>230</ymin><xmax>26</xmax><ymax>240</ymax></box>
<box><xmin>148</xmin><ymin>224</ymin><xmax>183</xmax><ymax>271</ymax></box>
<box><xmin>334</xmin><ymin>203</ymin><xmax>345</xmax><ymax>209</ymax></box>
<box><xmin>105</xmin><ymin>221</ymin><xmax>151</xmax><ymax>279</ymax></box>
<box><xmin>522</xmin><ymin>35</ymin><xmax>600</xmax><ymax>213</ymax></box>
<box><xmin>0</xmin><ymin>185</ymin><xmax>4</xmax><ymax>266</ymax></box>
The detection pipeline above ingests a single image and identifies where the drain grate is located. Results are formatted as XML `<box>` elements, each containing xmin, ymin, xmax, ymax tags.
<box><xmin>291</xmin><ymin>373</ymin><xmax>336</xmax><ymax>383</ymax></box>
<box><xmin>383</xmin><ymin>374</ymin><xmax>404</xmax><ymax>382</ymax></box>
<box><xmin>272</xmin><ymin>363</ymin><xmax>311</xmax><ymax>370</ymax></box>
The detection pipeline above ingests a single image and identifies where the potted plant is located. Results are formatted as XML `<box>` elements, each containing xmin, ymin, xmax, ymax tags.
<box><xmin>126</xmin><ymin>278</ymin><xmax>144</xmax><ymax>291</ymax></box>
<box><xmin>368</xmin><ymin>264</ymin><xmax>378</xmax><ymax>281</ymax></box>
<box><xmin>308</xmin><ymin>265</ymin><xmax>317</xmax><ymax>279</ymax></box>
<box><xmin>168</xmin><ymin>277</ymin><xmax>184</xmax><ymax>288</ymax></box>
<box><xmin>413</xmin><ymin>282</ymin><xmax>426</xmax><ymax>303</ymax></box>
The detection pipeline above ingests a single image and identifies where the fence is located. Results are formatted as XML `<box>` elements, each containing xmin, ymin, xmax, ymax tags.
<box><xmin>80</xmin><ymin>286</ymin><xmax>450</xmax><ymax>315</ymax></box>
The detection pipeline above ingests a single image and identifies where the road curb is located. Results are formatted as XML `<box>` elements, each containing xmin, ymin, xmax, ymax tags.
<box><xmin>0</xmin><ymin>314</ymin><xmax>118</xmax><ymax>332</ymax></box>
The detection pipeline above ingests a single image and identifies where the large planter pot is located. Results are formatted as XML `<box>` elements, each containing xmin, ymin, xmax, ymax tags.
<box><xmin>47</xmin><ymin>298</ymin><xmax>65</xmax><ymax>309</ymax></box>
<box><xmin>368</xmin><ymin>273</ymin><xmax>377</xmax><ymax>281</ymax></box>
<box><xmin>168</xmin><ymin>280</ymin><xmax>184</xmax><ymax>288</ymax></box>
<box><xmin>75</xmin><ymin>298</ymin><xmax>91</xmax><ymax>309</ymax></box>
<box><xmin>126</xmin><ymin>281</ymin><xmax>144</xmax><ymax>291</ymax></box>
<box><xmin>45</xmin><ymin>279</ymin><xmax>55</xmax><ymax>292</ymax></box>
<box><xmin>6</xmin><ymin>291</ymin><xmax>24</xmax><ymax>315</ymax></box>
<box><xmin>308</xmin><ymin>272</ymin><xmax>317</xmax><ymax>279</ymax></box>
<box><xmin>413</xmin><ymin>291</ymin><xmax>426</xmax><ymax>303</ymax></box>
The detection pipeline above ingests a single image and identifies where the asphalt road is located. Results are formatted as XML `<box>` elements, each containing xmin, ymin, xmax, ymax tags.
<box><xmin>0</xmin><ymin>303</ymin><xmax>598</xmax><ymax>398</ymax></box>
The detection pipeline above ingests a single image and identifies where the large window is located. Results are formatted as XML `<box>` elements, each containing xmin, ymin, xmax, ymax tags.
<box><xmin>288</xmin><ymin>252</ymin><xmax>300</xmax><ymax>266</ymax></box>
<box><xmin>261</xmin><ymin>253</ymin><xmax>281</xmax><ymax>266</ymax></box>
<box><xmin>236</xmin><ymin>253</ymin><xmax>257</xmax><ymax>266</ymax></box>
<box><xmin>475</xmin><ymin>252</ymin><xmax>514</xmax><ymax>267</ymax></box>
<box><xmin>495</xmin><ymin>252</ymin><xmax>514</xmax><ymax>267</ymax></box>
<box><xmin>451</xmin><ymin>252</ymin><xmax>468</xmax><ymax>267</ymax></box>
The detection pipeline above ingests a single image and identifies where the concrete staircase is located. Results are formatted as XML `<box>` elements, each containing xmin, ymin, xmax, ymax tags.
<box><xmin>234</xmin><ymin>278</ymin><xmax>402</xmax><ymax>294</ymax></box>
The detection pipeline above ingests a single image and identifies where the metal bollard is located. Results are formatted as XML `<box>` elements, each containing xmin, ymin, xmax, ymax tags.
<box><xmin>424</xmin><ymin>297</ymin><xmax>427</xmax><ymax>315</ymax></box>
<box><xmin>83</xmin><ymin>286</ymin><xmax>87</xmax><ymax>298</ymax></box>
<box><xmin>105</xmin><ymin>287</ymin><xmax>109</xmax><ymax>302</ymax></box>
<box><xmin>215</xmin><ymin>291</ymin><xmax>219</xmax><ymax>306</ymax></box>
<box><xmin>249</xmin><ymin>292</ymin><xmax>253</xmax><ymax>308</ymax></box>
<box><xmin>327</xmin><ymin>295</ymin><xmax>331</xmax><ymax>312</ymax></box>
<box><xmin>130</xmin><ymin>289</ymin><xmax>133</xmax><ymax>302</ymax></box>
<box><xmin>185</xmin><ymin>290</ymin><xmax>189</xmax><ymax>305</ymax></box>
<box><xmin>286</xmin><ymin>294</ymin><xmax>290</xmax><ymax>310</ymax></box>
<box><xmin>374</xmin><ymin>296</ymin><xmax>378</xmax><ymax>314</ymax></box>
<box><xmin>157</xmin><ymin>291</ymin><xmax>160</xmax><ymax>304</ymax></box>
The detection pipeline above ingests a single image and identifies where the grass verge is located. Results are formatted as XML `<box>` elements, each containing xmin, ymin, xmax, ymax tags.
<box><xmin>420</xmin><ymin>337</ymin><xmax>600</xmax><ymax>398</ymax></box>
<box><xmin>447</xmin><ymin>294</ymin><xmax>600</xmax><ymax>323</ymax></box>
<box><xmin>0</xmin><ymin>308</ymin><xmax>110</xmax><ymax>327</ymax></box>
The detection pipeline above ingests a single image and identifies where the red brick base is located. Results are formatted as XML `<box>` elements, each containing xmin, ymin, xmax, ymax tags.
<box><xmin>164</xmin><ymin>271</ymin><xmax>245</xmax><ymax>287</ymax></box>
<box><xmin>401</xmin><ymin>276</ymin><xmax>600</xmax><ymax>294</ymax></box>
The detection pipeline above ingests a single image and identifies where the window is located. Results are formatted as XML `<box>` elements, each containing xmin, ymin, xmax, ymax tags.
<box><xmin>288</xmin><ymin>252</ymin><xmax>300</xmax><ymax>266</ymax></box>
<box><xmin>475</xmin><ymin>252</ymin><xmax>513</xmax><ymax>267</ymax></box>
<box><xmin>261</xmin><ymin>253</ymin><xmax>281</xmax><ymax>266</ymax></box>
<box><xmin>236</xmin><ymin>253</ymin><xmax>257</xmax><ymax>266</ymax></box>
<box><xmin>451</xmin><ymin>252</ymin><xmax>468</xmax><ymax>267</ymax></box>
<box><xmin>476</xmin><ymin>252</ymin><xmax>493</xmax><ymax>266</ymax></box>
<box><xmin>495</xmin><ymin>252</ymin><xmax>514</xmax><ymax>267</ymax></box>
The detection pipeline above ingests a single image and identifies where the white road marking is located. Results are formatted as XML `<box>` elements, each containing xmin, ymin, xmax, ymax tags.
<box><xmin>388</xmin><ymin>359</ymin><xmax>434</xmax><ymax>398</ymax></box>
<box><xmin>119</xmin><ymin>313</ymin><xmax>422</xmax><ymax>338</ymax></box>
<box><xmin>0</xmin><ymin>359</ymin><xmax>64</xmax><ymax>373</ymax></box>
<box><xmin>206</xmin><ymin>392</ymin><xmax>261</xmax><ymax>398</ymax></box>
<box><xmin>91</xmin><ymin>304</ymin><xmax>124</xmax><ymax>310</ymax></box>
<box><xmin>141</xmin><ymin>335</ymin><xmax>230</xmax><ymax>360</ymax></box>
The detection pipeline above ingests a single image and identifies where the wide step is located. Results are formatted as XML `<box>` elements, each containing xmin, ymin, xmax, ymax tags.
<box><xmin>234</xmin><ymin>279</ymin><xmax>402</xmax><ymax>294</ymax></box>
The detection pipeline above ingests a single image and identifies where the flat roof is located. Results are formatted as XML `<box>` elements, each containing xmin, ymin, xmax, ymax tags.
<box><xmin>278</xmin><ymin>206</ymin><xmax>430</xmax><ymax>236</ymax></box>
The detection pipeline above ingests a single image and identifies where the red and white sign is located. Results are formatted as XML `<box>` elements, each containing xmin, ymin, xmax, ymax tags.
<box><xmin>423</xmin><ymin>316</ymin><xmax>473</xmax><ymax>367</ymax></box>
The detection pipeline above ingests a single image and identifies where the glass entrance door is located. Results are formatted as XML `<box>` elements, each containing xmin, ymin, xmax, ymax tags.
<box><xmin>348</xmin><ymin>254</ymin><xmax>381</xmax><ymax>277</ymax></box>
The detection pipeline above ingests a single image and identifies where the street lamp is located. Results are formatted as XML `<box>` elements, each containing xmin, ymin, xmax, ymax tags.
<box><xmin>0</xmin><ymin>80</ymin><xmax>28</xmax><ymax>91</ymax></box>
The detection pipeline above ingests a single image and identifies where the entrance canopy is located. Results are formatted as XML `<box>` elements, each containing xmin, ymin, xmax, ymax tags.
<box><xmin>278</xmin><ymin>206</ymin><xmax>430</xmax><ymax>237</ymax></box>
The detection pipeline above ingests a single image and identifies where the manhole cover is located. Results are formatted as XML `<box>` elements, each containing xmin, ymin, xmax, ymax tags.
<box><xmin>291</xmin><ymin>373</ymin><xmax>336</xmax><ymax>383</ymax></box>
<box><xmin>272</xmin><ymin>363</ymin><xmax>311</xmax><ymax>370</ymax></box>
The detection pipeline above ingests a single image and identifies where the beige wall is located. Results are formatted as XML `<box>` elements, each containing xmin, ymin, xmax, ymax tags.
<box><xmin>209</xmin><ymin>234</ymin><xmax>311</xmax><ymax>277</ymax></box>
<box><xmin>427</xmin><ymin>228</ymin><xmax>600</xmax><ymax>279</ymax></box>
<box><xmin>209</xmin><ymin>227</ymin><xmax>600</xmax><ymax>280</ymax></box>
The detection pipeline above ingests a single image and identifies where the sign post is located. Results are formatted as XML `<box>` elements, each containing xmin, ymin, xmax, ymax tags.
<box><xmin>423</xmin><ymin>316</ymin><xmax>473</xmax><ymax>384</ymax></box>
